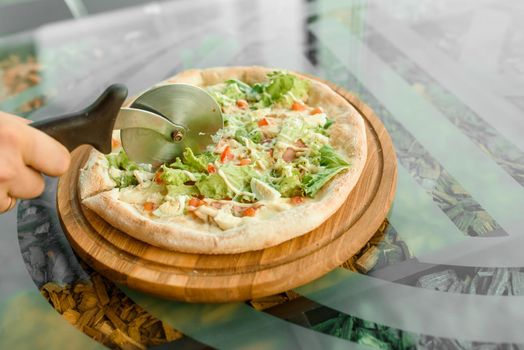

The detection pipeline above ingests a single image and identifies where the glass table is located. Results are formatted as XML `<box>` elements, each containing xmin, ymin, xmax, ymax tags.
<box><xmin>1</xmin><ymin>0</ymin><xmax>524</xmax><ymax>348</ymax></box>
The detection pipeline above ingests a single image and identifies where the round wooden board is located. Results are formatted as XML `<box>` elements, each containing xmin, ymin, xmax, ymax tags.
<box><xmin>57</xmin><ymin>82</ymin><xmax>397</xmax><ymax>303</ymax></box>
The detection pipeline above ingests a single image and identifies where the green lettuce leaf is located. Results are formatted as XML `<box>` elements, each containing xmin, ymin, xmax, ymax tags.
<box><xmin>323</xmin><ymin>119</ymin><xmax>334</xmax><ymax>129</ymax></box>
<box><xmin>160</xmin><ymin>166</ymin><xmax>192</xmax><ymax>186</ymax></box>
<box><xmin>106</xmin><ymin>151</ymin><xmax>146</xmax><ymax>187</ymax></box>
<box><xmin>170</xmin><ymin>148</ymin><xmax>216</xmax><ymax>173</ymax></box>
<box><xmin>265</xmin><ymin>72</ymin><xmax>309</xmax><ymax>106</ymax></box>
<box><xmin>319</xmin><ymin>145</ymin><xmax>349</xmax><ymax>168</ymax></box>
<box><xmin>196</xmin><ymin>173</ymin><xmax>233</xmax><ymax>199</ymax></box>
<box><xmin>266</xmin><ymin>72</ymin><xmax>294</xmax><ymax>100</ymax></box>
<box><xmin>302</xmin><ymin>166</ymin><xmax>348</xmax><ymax>197</ymax></box>
<box><xmin>116</xmin><ymin>172</ymin><xmax>138</xmax><ymax>188</ymax></box>
<box><xmin>235</xmin><ymin>129</ymin><xmax>263</xmax><ymax>145</ymax></box>
<box><xmin>249</xmin><ymin>130</ymin><xmax>264</xmax><ymax>143</ymax></box>
<box><xmin>106</xmin><ymin>150</ymin><xmax>141</xmax><ymax>171</ymax></box>
<box><xmin>234</xmin><ymin>129</ymin><xmax>249</xmax><ymax>144</ymax></box>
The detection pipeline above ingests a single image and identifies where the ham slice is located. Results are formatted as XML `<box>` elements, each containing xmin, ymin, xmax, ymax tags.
<box><xmin>295</xmin><ymin>139</ymin><xmax>306</xmax><ymax>148</ymax></box>
<box><xmin>283</xmin><ymin>147</ymin><xmax>296</xmax><ymax>162</ymax></box>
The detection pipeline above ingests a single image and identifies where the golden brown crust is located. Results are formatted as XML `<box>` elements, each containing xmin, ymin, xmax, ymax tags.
<box><xmin>80</xmin><ymin>66</ymin><xmax>367</xmax><ymax>254</ymax></box>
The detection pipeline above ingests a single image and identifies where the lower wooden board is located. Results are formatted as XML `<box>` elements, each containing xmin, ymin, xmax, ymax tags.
<box><xmin>57</xmin><ymin>82</ymin><xmax>397</xmax><ymax>303</ymax></box>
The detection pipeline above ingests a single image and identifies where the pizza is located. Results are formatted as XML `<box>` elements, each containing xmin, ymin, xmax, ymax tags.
<box><xmin>78</xmin><ymin>66</ymin><xmax>367</xmax><ymax>254</ymax></box>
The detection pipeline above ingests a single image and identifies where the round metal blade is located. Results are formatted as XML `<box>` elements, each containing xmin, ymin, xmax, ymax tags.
<box><xmin>121</xmin><ymin>84</ymin><xmax>222</xmax><ymax>165</ymax></box>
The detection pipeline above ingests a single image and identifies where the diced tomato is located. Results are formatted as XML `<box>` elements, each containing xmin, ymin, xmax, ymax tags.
<box><xmin>291</xmin><ymin>101</ymin><xmax>306</xmax><ymax>111</ymax></box>
<box><xmin>291</xmin><ymin>196</ymin><xmax>304</xmax><ymax>204</ymax></box>
<box><xmin>258</xmin><ymin>118</ymin><xmax>269</xmax><ymax>127</ymax></box>
<box><xmin>207</xmin><ymin>163</ymin><xmax>216</xmax><ymax>173</ymax></box>
<box><xmin>111</xmin><ymin>138</ymin><xmax>121</xmax><ymax>149</ymax></box>
<box><xmin>188</xmin><ymin>197</ymin><xmax>205</xmax><ymax>207</ymax></box>
<box><xmin>236</xmin><ymin>99</ymin><xmax>249</xmax><ymax>109</ymax></box>
<box><xmin>310</xmin><ymin>107</ymin><xmax>323</xmax><ymax>115</ymax></box>
<box><xmin>242</xmin><ymin>207</ymin><xmax>257</xmax><ymax>217</ymax></box>
<box><xmin>143</xmin><ymin>202</ymin><xmax>155</xmax><ymax>211</ymax></box>
<box><xmin>220</xmin><ymin>145</ymin><xmax>234</xmax><ymax>162</ymax></box>
<box><xmin>238</xmin><ymin>159</ymin><xmax>251</xmax><ymax>166</ymax></box>
<box><xmin>154</xmin><ymin>171</ymin><xmax>164</xmax><ymax>184</ymax></box>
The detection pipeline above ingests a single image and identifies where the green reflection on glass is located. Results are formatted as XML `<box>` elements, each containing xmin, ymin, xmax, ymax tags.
<box><xmin>124</xmin><ymin>288</ymin><xmax>372</xmax><ymax>350</ymax></box>
<box><xmin>391</xmin><ymin>166</ymin><xmax>466</xmax><ymax>256</ymax></box>
<box><xmin>0</xmin><ymin>290</ymin><xmax>103</xmax><ymax>350</ymax></box>
<box><xmin>310</xmin><ymin>17</ymin><xmax>524</xmax><ymax>236</ymax></box>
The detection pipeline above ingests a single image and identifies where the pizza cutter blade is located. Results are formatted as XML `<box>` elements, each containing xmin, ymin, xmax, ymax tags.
<box><xmin>120</xmin><ymin>84</ymin><xmax>223</xmax><ymax>166</ymax></box>
<box><xmin>29</xmin><ymin>83</ymin><xmax>223</xmax><ymax>166</ymax></box>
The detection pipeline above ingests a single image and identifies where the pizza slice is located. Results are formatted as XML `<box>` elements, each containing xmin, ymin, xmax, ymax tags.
<box><xmin>78</xmin><ymin>67</ymin><xmax>367</xmax><ymax>254</ymax></box>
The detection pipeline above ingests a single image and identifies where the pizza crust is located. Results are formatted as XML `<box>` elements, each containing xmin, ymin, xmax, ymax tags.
<box><xmin>79</xmin><ymin>66</ymin><xmax>367</xmax><ymax>254</ymax></box>
<box><xmin>78</xmin><ymin>149</ymin><xmax>116</xmax><ymax>200</ymax></box>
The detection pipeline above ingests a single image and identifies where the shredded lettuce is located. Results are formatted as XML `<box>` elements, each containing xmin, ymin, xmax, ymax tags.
<box><xmin>106</xmin><ymin>150</ymin><xmax>146</xmax><ymax>187</ymax></box>
<box><xmin>116</xmin><ymin>172</ymin><xmax>138</xmax><ymax>188</ymax></box>
<box><xmin>219</xmin><ymin>164</ymin><xmax>258</xmax><ymax>194</ymax></box>
<box><xmin>166</xmin><ymin>184</ymin><xmax>199</xmax><ymax>197</ymax></box>
<box><xmin>225</xmin><ymin>79</ymin><xmax>257</xmax><ymax>101</ymax></box>
<box><xmin>211</xmin><ymin>71</ymin><xmax>309</xmax><ymax>109</ymax></box>
<box><xmin>277</xmin><ymin>117</ymin><xmax>305</xmax><ymax>144</ymax></box>
<box><xmin>222</xmin><ymin>82</ymin><xmax>246</xmax><ymax>101</ymax></box>
<box><xmin>209</xmin><ymin>90</ymin><xmax>235</xmax><ymax>106</ymax></box>
<box><xmin>276</xmin><ymin>170</ymin><xmax>303</xmax><ymax>197</ymax></box>
<box><xmin>235</xmin><ymin>128</ymin><xmax>263</xmax><ymax>145</ymax></box>
<box><xmin>108</xmin><ymin>72</ymin><xmax>354</xmax><ymax>203</ymax></box>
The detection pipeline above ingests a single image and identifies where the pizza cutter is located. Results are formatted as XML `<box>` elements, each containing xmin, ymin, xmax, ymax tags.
<box><xmin>30</xmin><ymin>84</ymin><xmax>223</xmax><ymax>166</ymax></box>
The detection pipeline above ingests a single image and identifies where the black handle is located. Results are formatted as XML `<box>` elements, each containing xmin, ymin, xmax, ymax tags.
<box><xmin>31</xmin><ymin>84</ymin><xmax>128</xmax><ymax>153</ymax></box>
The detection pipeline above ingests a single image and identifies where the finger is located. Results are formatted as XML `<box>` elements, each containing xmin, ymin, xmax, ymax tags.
<box><xmin>1</xmin><ymin>115</ymin><xmax>69</xmax><ymax>177</ymax></box>
<box><xmin>0</xmin><ymin>153</ymin><xmax>17</xmax><ymax>184</ymax></box>
<box><xmin>0</xmin><ymin>194</ymin><xmax>15</xmax><ymax>213</ymax></box>
<box><xmin>8</xmin><ymin>165</ymin><xmax>46</xmax><ymax>199</ymax></box>
<box><xmin>22</xmin><ymin>125</ymin><xmax>71</xmax><ymax>177</ymax></box>
<box><xmin>0</xmin><ymin>111</ymin><xmax>30</xmax><ymax>124</ymax></box>
<box><xmin>7</xmin><ymin>196</ymin><xmax>16</xmax><ymax>211</ymax></box>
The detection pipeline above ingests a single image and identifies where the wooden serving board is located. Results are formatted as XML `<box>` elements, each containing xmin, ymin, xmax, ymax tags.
<box><xmin>57</xmin><ymin>83</ymin><xmax>397</xmax><ymax>303</ymax></box>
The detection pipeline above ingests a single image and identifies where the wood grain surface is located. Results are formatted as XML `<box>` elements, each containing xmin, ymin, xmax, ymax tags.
<box><xmin>57</xmin><ymin>82</ymin><xmax>397</xmax><ymax>303</ymax></box>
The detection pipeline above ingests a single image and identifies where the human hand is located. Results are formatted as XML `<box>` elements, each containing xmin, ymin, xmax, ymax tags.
<box><xmin>0</xmin><ymin>112</ymin><xmax>70</xmax><ymax>213</ymax></box>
